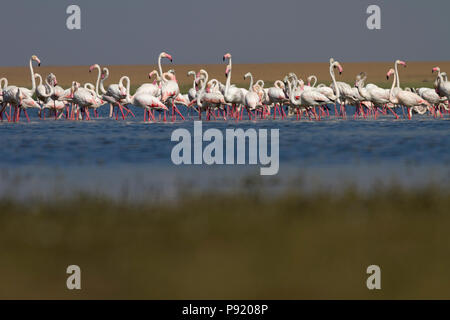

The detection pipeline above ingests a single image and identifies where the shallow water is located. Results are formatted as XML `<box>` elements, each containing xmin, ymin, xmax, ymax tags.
<box><xmin>0</xmin><ymin>107</ymin><xmax>449</xmax><ymax>199</ymax></box>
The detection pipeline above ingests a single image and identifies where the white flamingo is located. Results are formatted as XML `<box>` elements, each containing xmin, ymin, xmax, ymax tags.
<box><xmin>157</xmin><ymin>52</ymin><xmax>184</xmax><ymax>121</ymax></box>
<box><xmin>387</xmin><ymin>68</ymin><xmax>429</xmax><ymax>119</ymax></box>
<box><xmin>34</xmin><ymin>73</ymin><xmax>54</xmax><ymax>104</ymax></box>
<box><xmin>193</xmin><ymin>69</ymin><xmax>226</xmax><ymax>120</ymax></box>
<box><xmin>121</xmin><ymin>76</ymin><xmax>168</xmax><ymax>122</ymax></box>
<box><xmin>223</xmin><ymin>53</ymin><xmax>246</xmax><ymax>119</ymax></box>
<box><xmin>243</xmin><ymin>72</ymin><xmax>263</xmax><ymax>120</ymax></box>
<box><xmin>329</xmin><ymin>58</ymin><xmax>358</xmax><ymax>116</ymax></box>
<box><xmin>134</xmin><ymin>70</ymin><xmax>161</xmax><ymax>97</ymax></box>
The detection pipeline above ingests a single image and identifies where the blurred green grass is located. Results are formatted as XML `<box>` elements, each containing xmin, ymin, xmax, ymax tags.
<box><xmin>0</xmin><ymin>184</ymin><xmax>449</xmax><ymax>299</ymax></box>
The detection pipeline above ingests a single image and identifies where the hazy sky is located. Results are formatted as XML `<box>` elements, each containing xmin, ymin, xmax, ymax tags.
<box><xmin>1</xmin><ymin>0</ymin><xmax>449</xmax><ymax>66</ymax></box>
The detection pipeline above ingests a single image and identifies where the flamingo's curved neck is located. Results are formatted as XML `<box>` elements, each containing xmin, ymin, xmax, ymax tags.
<box><xmin>394</xmin><ymin>61</ymin><xmax>401</xmax><ymax>89</ymax></box>
<box><xmin>310</xmin><ymin>75</ymin><xmax>317</xmax><ymax>87</ymax></box>
<box><xmin>330</xmin><ymin>62</ymin><xmax>340</xmax><ymax>99</ymax></box>
<box><xmin>389</xmin><ymin>70</ymin><xmax>398</xmax><ymax>102</ymax></box>
<box><xmin>256</xmin><ymin>80</ymin><xmax>264</xmax><ymax>88</ymax></box>
<box><xmin>198</xmin><ymin>71</ymin><xmax>208</xmax><ymax>108</ymax></box>
<box><xmin>44</xmin><ymin>76</ymin><xmax>54</xmax><ymax>97</ymax></box>
<box><xmin>29</xmin><ymin>58</ymin><xmax>37</xmax><ymax>93</ymax></box>
<box><xmin>436</xmin><ymin>68</ymin><xmax>444</xmax><ymax>85</ymax></box>
<box><xmin>120</xmin><ymin>76</ymin><xmax>131</xmax><ymax>98</ymax></box>
<box><xmin>356</xmin><ymin>78</ymin><xmax>366</xmax><ymax>98</ymax></box>
<box><xmin>189</xmin><ymin>73</ymin><xmax>196</xmax><ymax>92</ymax></box>
<box><xmin>158</xmin><ymin>54</ymin><xmax>166</xmax><ymax>84</ymax></box>
<box><xmin>35</xmin><ymin>74</ymin><xmax>42</xmax><ymax>87</ymax></box>
<box><xmin>93</xmin><ymin>65</ymin><xmax>102</xmax><ymax>96</ymax></box>
<box><xmin>224</xmin><ymin>57</ymin><xmax>232</xmax><ymax>98</ymax></box>
<box><xmin>288</xmin><ymin>80</ymin><xmax>301</xmax><ymax>105</ymax></box>
<box><xmin>100</xmin><ymin>68</ymin><xmax>109</xmax><ymax>94</ymax></box>
<box><xmin>274</xmin><ymin>80</ymin><xmax>283</xmax><ymax>89</ymax></box>
<box><xmin>246</xmin><ymin>73</ymin><xmax>254</xmax><ymax>91</ymax></box>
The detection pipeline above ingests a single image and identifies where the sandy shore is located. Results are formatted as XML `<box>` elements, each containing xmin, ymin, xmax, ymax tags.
<box><xmin>1</xmin><ymin>61</ymin><xmax>449</xmax><ymax>89</ymax></box>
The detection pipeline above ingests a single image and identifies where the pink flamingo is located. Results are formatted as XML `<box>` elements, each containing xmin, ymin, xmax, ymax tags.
<box><xmin>387</xmin><ymin>68</ymin><xmax>430</xmax><ymax>119</ymax></box>
<box><xmin>158</xmin><ymin>52</ymin><xmax>184</xmax><ymax>121</ymax></box>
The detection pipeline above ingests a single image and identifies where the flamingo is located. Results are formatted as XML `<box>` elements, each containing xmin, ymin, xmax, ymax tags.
<box><xmin>433</xmin><ymin>66</ymin><xmax>450</xmax><ymax>101</ymax></box>
<box><xmin>387</xmin><ymin>68</ymin><xmax>429</xmax><ymax>119</ymax></box>
<box><xmin>121</xmin><ymin>76</ymin><xmax>168</xmax><ymax>122</ymax></box>
<box><xmin>243</xmin><ymin>72</ymin><xmax>263</xmax><ymax>120</ymax></box>
<box><xmin>287</xmin><ymin>79</ymin><xmax>329</xmax><ymax>120</ymax></box>
<box><xmin>267</xmin><ymin>80</ymin><xmax>288</xmax><ymax>119</ymax></box>
<box><xmin>94</xmin><ymin>66</ymin><xmax>129</xmax><ymax>119</ymax></box>
<box><xmin>34</xmin><ymin>73</ymin><xmax>54</xmax><ymax>104</ymax></box>
<box><xmin>70</xmin><ymin>81</ymin><xmax>101</xmax><ymax>120</ymax></box>
<box><xmin>18</xmin><ymin>55</ymin><xmax>41</xmax><ymax>98</ymax></box>
<box><xmin>193</xmin><ymin>69</ymin><xmax>226</xmax><ymax>120</ymax></box>
<box><xmin>0</xmin><ymin>55</ymin><xmax>41</xmax><ymax>120</ymax></box>
<box><xmin>0</xmin><ymin>78</ymin><xmax>7</xmax><ymax>112</ymax></box>
<box><xmin>157</xmin><ymin>52</ymin><xmax>184</xmax><ymax>121</ymax></box>
<box><xmin>222</xmin><ymin>53</ymin><xmax>246</xmax><ymax>119</ymax></box>
<box><xmin>134</xmin><ymin>70</ymin><xmax>161</xmax><ymax>97</ymax></box>
<box><xmin>187</xmin><ymin>70</ymin><xmax>199</xmax><ymax>102</ymax></box>
<box><xmin>329</xmin><ymin>58</ymin><xmax>358</xmax><ymax>117</ymax></box>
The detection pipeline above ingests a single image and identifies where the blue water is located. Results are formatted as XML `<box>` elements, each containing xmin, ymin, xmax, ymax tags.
<box><xmin>0</xmin><ymin>111</ymin><xmax>448</xmax><ymax>167</ymax></box>
<box><xmin>0</xmin><ymin>108</ymin><xmax>448</xmax><ymax>199</ymax></box>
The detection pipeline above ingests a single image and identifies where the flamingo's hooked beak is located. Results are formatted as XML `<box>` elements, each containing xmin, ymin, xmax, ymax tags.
<box><xmin>225</xmin><ymin>66</ymin><xmax>230</xmax><ymax>77</ymax></box>
<box><xmin>399</xmin><ymin>60</ymin><xmax>407</xmax><ymax>67</ymax></box>
<box><xmin>386</xmin><ymin>71</ymin><xmax>392</xmax><ymax>80</ymax></box>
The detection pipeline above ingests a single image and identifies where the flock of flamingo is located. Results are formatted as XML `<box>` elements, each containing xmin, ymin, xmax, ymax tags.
<box><xmin>0</xmin><ymin>52</ymin><xmax>449</xmax><ymax>123</ymax></box>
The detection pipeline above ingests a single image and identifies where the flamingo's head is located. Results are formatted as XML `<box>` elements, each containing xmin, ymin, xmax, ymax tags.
<box><xmin>100</xmin><ymin>68</ymin><xmax>108</xmax><ymax>79</ymax></box>
<box><xmin>168</xmin><ymin>69</ymin><xmax>176</xmax><ymax>81</ymax></box>
<box><xmin>89</xmin><ymin>64</ymin><xmax>99</xmax><ymax>73</ymax></box>
<box><xmin>32</xmin><ymin>55</ymin><xmax>41</xmax><ymax>66</ymax></box>
<box><xmin>149</xmin><ymin>70</ymin><xmax>158</xmax><ymax>79</ymax></box>
<box><xmin>432</xmin><ymin>66</ymin><xmax>440</xmax><ymax>74</ymax></box>
<box><xmin>396</xmin><ymin>60</ymin><xmax>407</xmax><ymax>67</ymax></box>
<box><xmin>47</xmin><ymin>73</ymin><xmax>57</xmax><ymax>86</ymax></box>
<box><xmin>162</xmin><ymin>52</ymin><xmax>173</xmax><ymax>62</ymax></box>
<box><xmin>71</xmin><ymin>81</ymin><xmax>80</xmax><ymax>92</ymax></box>
<box><xmin>386</xmin><ymin>68</ymin><xmax>395</xmax><ymax>80</ymax></box>
<box><xmin>223</xmin><ymin>53</ymin><xmax>231</xmax><ymax>62</ymax></box>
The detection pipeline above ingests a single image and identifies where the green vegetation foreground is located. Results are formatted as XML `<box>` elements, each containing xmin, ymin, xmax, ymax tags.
<box><xmin>0</xmin><ymin>185</ymin><xmax>449</xmax><ymax>299</ymax></box>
